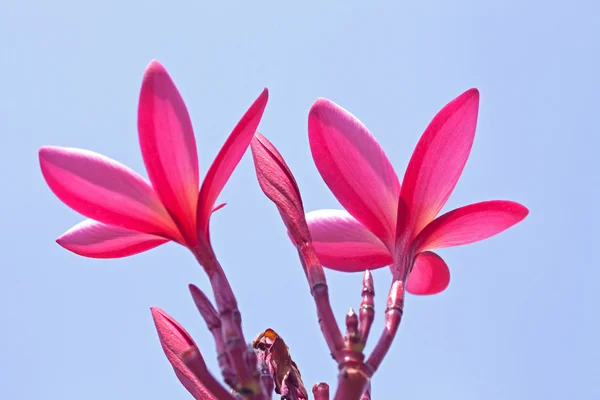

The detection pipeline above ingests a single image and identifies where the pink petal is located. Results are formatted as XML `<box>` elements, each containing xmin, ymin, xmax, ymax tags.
<box><xmin>197</xmin><ymin>88</ymin><xmax>269</xmax><ymax>239</ymax></box>
<box><xmin>150</xmin><ymin>307</ymin><xmax>214</xmax><ymax>400</ymax></box>
<box><xmin>308</xmin><ymin>98</ymin><xmax>401</xmax><ymax>248</ymax></box>
<box><xmin>400</xmin><ymin>89</ymin><xmax>480</xmax><ymax>236</ymax></box>
<box><xmin>251</xmin><ymin>133</ymin><xmax>310</xmax><ymax>246</ymax></box>
<box><xmin>306</xmin><ymin>209</ymin><xmax>393</xmax><ymax>272</ymax></box>
<box><xmin>406</xmin><ymin>251</ymin><xmax>450</xmax><ymax>295</ymax></box>
<box><xmin>138</xmin><ymin>60</ymin><xmax>199</xmax><ymax>245</ymax></box>
<box><xmin>39</xmin><ymin>146</ymin><xmax>182</xmax><ymax>241</ymax></box>
<box><xmin>57</xmin><ymin>220</ymin><xmax>168</xmax><ymax>258</ymax></box>
<box><xmin>415</xmin><ymin>200</ymin><xmax>529</xmax><ymax>252</ymax></box>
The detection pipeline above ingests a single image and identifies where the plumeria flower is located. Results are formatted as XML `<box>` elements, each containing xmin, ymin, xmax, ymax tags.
<box><xmin>306</xmin><ymin>89</ymin><xmax>528</xmax><ymax>295</ymax></box>
<box><xmin>39</xmin><ymin>60</ymin><xmax>268</xmax><ymax>260</ymax></box>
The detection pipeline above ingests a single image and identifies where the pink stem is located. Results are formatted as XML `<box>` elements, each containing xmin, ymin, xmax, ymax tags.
<box><xmin>298</xmin><ymin>242</ymin><xmax>346</xmax><ymax>361</ymax></box>
<box><xmin>189</xmin><ymin>284</ymin><xmax>237</xmax><ymax>388</ymax></box>
<box><xmin>181</xmin><ymin>346</ymin><xmax>236</xmax><ymax>400</ymax></box>
<box><xmin>365</xmin><ymin>279</ymin><xmax>405</xmax><ymax>372</ymax></box>
<box><xmin>358</xmin><ymin>271</ymin><xmax>375</xmax><ymax>348</ymax></box>
<box><xmin>312</xmin><ymin>382</ymin><xmax>330</xmax><ymax>400</ymax></box>
<box><xmin>191</xmin><ymin>244</ymin><xmax>266</xmax><ymax>399</ymax></box>
<box><xmin>365</xmin><ymin>245</ymin><xmax>412</xmax><ymax>372</ymax></box>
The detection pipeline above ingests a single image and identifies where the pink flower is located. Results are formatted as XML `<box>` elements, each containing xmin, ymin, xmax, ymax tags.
<box><xmin>306</xmin><ymin>89</ymin><xmax>528</xmax><ymax>295</ymax></box>
<box><xmin>39</xmin><ymin>60</ymin><xmax>268</xmax><ymax>259</ymax></box>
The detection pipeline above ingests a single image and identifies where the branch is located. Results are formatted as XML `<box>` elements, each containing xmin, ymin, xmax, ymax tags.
<box><xmin>298</xmin><ymin>243</ymin><xmax>346</xmax><ymax>360</ymax></box>
<box><xmin>365</xmin><ymin>280</ymin><xmax>405</xmax><ymax>372</ymax></box>
<box><xmin>191</xmin><ymin>243</ymin><xmax>266</xmax><ymax>398</ymax></box>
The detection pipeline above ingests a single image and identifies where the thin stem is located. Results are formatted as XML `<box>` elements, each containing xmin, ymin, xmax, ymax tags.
<box><xmin>298</xmin><ymin>242</ymin><xmax>345</xmax><ymax>361</ymax></box>
<box><xmin>312</xmin><ymin>382</ymin><xmax>330</xmax><ymax>400</ymax></box>
<box><xmin>181</xmin><ymin>346</ymin><xmax>236</xmax><ymax>400</ymax></box>
<box><xmin>358</xmin><ymin>271</ymin><xmax>375</xmax><ymax>348</ymax></box>
<box><xmin>189</xmin><ymin>284</ymin><xmax>237</xmax><ymax>388</ymax></box>
<box><xmin>364</xmin><ymin>246</ymin><xmax>412</xmax><ymax>373</ymax></box>
<box><xmin>191</xmin><ymin>244</ymin><xmax>266</xmax><ymax>398</ymax></box>
<box><xmin>365</xmin><ymin>279</ymin><xmax>405</xmax><ymax>372</ymax></box>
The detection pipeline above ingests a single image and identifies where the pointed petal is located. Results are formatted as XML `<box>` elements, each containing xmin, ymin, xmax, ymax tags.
<box><xmin>39</xmin><ymin>146</ymin><xmax>181</xmax><ymax>240</ymax></box>
<box><xmin>197</xmin><ymin>88</ymin><xmax>269</xmax><ymax>239</ymax></box>
<box><xmin>415</xmin><ymin>200</ymin><xmax>529</xmax><ymax>251</ymax></box>
<box><xmin>56</xmin><ymin>220</ymin><xmax>168</xmax><ymax>258</ymax></box>
<box><xmin>406</xmin><ymin>251</ymin><xmax>450</xmax><ymax>295</ymax></box>
<box><xmin>401</xmin><ymin>89</ymin><xmax>480</xmax><ymax>235</ymax></box>
<box><xmin>308</xmin><ymin>98</ymin><xmax>400</xmax><ymax>247</ymax></box>
<box><xmin>251</xmin><ymin>133</ymin><xmax>310</xmax><ymax>246</ymax></box>
<box><xmin>306</xmin><ymin>209</ymin><xmax>393</xmax><ymax>272</ymax></box>
<box><xmin>150</xmin><ymin>307</ymin><xmax>214</xmax><ymax>400</ymax></box>
<box><xmin>138</xmin><ymin>60</ymin><xmax>199</xmax><ymax>245</ymax></box>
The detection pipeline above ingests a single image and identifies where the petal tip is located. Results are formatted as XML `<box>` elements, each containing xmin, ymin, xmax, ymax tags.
<box><xmin>150</xmin><ymin>306</ymin><xmax>168</xmax><ymax>320</ymax></box>
<box><xmin>254</xmin><ymin>87</ymin><xmax>269</xmax><ymax>110</ymax></box>
<box><xmin>38</xmin><ymin>145</ymin><xmax>60</xmax><ymax>162</ymax></box>
<box><xmin>467</xmin><ymin>87</ymin><xmax>480</xmax><ymax>97</ymax></box>
<box><xmin>260</xmin><ymin>87</ymin><xmax>269</xmax><ymax>99</ymax></box>
<box><xmin>145</xmin><ymin>59</ymin><xmax>166</xmax><ymax>75</ymax></box>
<box><xmin>511</xmin><ymin>201</ymin><xmax>529</xmax><ymax>220</ymax></box>
<box><xmin>310</xmin><ymin>97</ymin><xmax>337</xmax><ymax>115</ymax></box>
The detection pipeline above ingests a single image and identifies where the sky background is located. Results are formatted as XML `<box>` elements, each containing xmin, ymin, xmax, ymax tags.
<box><xmin>1</xmin><ymin>1</ymin><xmax>598</xmax><ymax>399</ymax></box>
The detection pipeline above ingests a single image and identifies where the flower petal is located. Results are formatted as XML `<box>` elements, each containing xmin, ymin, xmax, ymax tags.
<box><xmin>56</xmin><ymin>220</ymin><xmax>169</xmax><ymax>258</ymax></box>
<box><xmin>400</xmin><ymin>89</ymin><xmax>480</xmax><ymax>236</ymax></box>
<box><xmin>306</xmin><ymin>209</ymin><xmax>392</xmax><ymax>272</ymax></box>
<box><xmin>39</xmin><ymin>146</ymin><xmax>181</xmax><ymax>241</ymax></box>
<box><xmin>251</xmin><ymin>133</ymin><xmax>310</xmax><ymax>246</ymax></box>
<box><xmin>150</xmin><ymin>307</ymin><xmax>214</xmax><ymax>400</ymax></box>
<box><xmin>415</xmin><ymin>200</ymin><xmax>529</xmax><ymax>252</ymax></box>
<box><xmin>138</xmin><ymin>60</ymin><xmax>199</xmax><ymax>245</ymax></box>
<box><xmin>406</xmin><ymin>251</ymin><xmax>450</xmax><ymax>295</ymax></box>
<box><xmin>308</xmin><ymin>98</ymin><xmax>400</xmax><ymax>247</ymax></box>
<box><xmin>197</xmin><ymin>88</ymin><xmax>269</xmax><ymax>239</ymax></box>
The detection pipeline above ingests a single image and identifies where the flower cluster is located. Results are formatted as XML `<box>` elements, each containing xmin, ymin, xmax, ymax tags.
<box><xmin>39</xmin><ymin>61</ymin><xmax>527</xmax><ymax>399</ymax></box>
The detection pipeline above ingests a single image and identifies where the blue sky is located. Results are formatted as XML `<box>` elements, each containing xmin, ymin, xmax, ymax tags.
<box><xmin>1</xmin><ymin>1</ymin><xmax>598</xmax><ymax>399</ymax></box>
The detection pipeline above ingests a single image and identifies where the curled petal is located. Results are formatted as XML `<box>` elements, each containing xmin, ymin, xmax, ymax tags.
<box><xmin>306</xmin><ymin>209</ymin><xmax>392</xmax><ymax>272</ymax></box>
<box><xmin>309</xmin><ymin>98</ymin><xmax>400</xmax><ymax>247</ymax></box>
<box><xmin>197</xmin><ymin>88</ymin><xmax>269</xmax><ymax>239</ymax></box>
<box><xmin>212</xmin><ymin>202</ymin><xmax>226</xmax><ymax>213</ymax></box>
<box><xmin>57</xmin><ymin>220</ymin><xmax>168</xmax><ymax>258</ymax></box>
<box><xmin>39</xmin><ymin>146</ymin><xmax>181</xmax><ymax>241</ymax></box>
<box><xmin>415</xmin><ymin>200</ymin><xmax>529</xmax><ymax>252</ymax></box>
<box><xmin>251</xmin><ymin>133</ymin><xmax>310</xmax><ymax>246</ymax></box>
<box><xmin>138</xmin><ymin>60</ymin><xmax>199</xmax><ymax>245</ymax></box>
<box><xmin>406</xmin><ymin>251</ymin><xmax>450</xmax><ymax>295</ymax></box>
<box><xmin>150</xmin><ymin>307</ymin><xmax>214</xmax><ymax>400</ymax></box>
<box><xmin>401</xmin><ymin>89</ymin><xmax>480</xmax><ymax>236</ymax></box>
<box><xmin>204</xmin><ymin>202</ymin><xmax>227</xmax><ymax>245</ymax></box>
